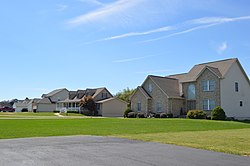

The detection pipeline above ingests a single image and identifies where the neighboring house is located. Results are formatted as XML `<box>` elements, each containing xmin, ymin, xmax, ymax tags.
<box><xmin>57</xmin><ymin>87</ymin><xmax>113</xmax><ymax>112</ymax></box>
<box><xmin>131</xmin><ymin>58</ymin><xmax>250</xmax><ymax>119</ymax></box>
<box><xmin>13</xmin><ymin>98</ymin><xmax>30</xmax><ymax>112</ymax></box>
<box><xmin>96</xmin><ymin>97</ymin><xmax>127</xmax><ymax>117</ymax></box>
<box><xmin>28</xmin><ymin>88</ymin><xmax>69</xmax><ymax>112</ymax></box>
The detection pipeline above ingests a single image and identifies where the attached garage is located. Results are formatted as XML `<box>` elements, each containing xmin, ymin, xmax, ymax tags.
<box><xmin>96</xmin><ymin>98</ymin><xmax>127</xmax><ymax>117</ymax></box>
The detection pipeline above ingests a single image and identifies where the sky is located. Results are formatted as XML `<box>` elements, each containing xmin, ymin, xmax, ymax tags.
<box><xmin>0</xmin><ymin>0</ymin><xmax>250</xmax><ymax>100</ymax></box>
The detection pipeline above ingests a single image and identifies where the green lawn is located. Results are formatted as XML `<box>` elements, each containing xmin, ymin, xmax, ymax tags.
<box><xmin>0</xmin><ymin>118</ymin><xmax>249</xmax><ymax>156</ymax></box>
<box><xmin>0</xmin><ymin>112</ymin><xmax>84</xmax><ymax>118</ymax></box>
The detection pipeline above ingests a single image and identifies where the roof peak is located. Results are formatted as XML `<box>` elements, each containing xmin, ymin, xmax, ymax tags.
<box><xmin>194</xmin><ymin>58</ymin><xmax>237</xmax><ymax>66</ymax></box>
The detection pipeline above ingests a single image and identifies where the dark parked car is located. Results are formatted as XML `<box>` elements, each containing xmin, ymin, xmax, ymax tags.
<box><xmin>0</xmin><ymin>106</ymin><xmax>15</xmax><ymax>112</ymax></box>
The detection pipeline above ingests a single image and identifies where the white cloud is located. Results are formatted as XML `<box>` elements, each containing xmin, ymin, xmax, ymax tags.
<box><xmin>217</xmin><ymin>42</ymin><xmax>228</xmax><ymax>54</ymax></box>
<box><xmin>113</xmin><ymin>55</ymin><xmax>156</xmax><ymax>63</ymax></box>
<box><xmin>67</xmin><ymin>0</ymin><xmax>143</xmax><ymax>26</ymax></box>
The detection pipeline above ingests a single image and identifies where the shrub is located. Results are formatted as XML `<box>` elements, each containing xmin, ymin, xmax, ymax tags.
<box><xmin>67</xmin><ymin>110</ymin><xmax>79</xmax><ymax>114</ymax></box>
<box><xmin>53</xmin><ymin>110</ymin><xmax>60</xmax><ymax>113</ymax></box>
<box><xmin>137</xmin><ymin>113</ymin><xmax>146</xmax><ymax>118</ymax></box>
<box><xmin>211</xmin><ymin>106</ymin><xmax>226</xmax><ymax>120</ymax></box>
<box><xmin>154</xmin><ymin>113</ymin><xmax>161</xmax><ymax>118</ymax></box>
<box><xmin>127</xmin><ymin>112</ymin><xmax>137</xmax><ymax>118</ymax></box>
<box><xmin>166</xmin><ymin>113</ymin><xmax>173</xmax><ymax>118</ymax></box>
<box><xmin>187</xmin><ymin>110</ymin><xmax>206</xmax><ymax>119</ymax></box>
<box><xmin>160</xmin><ymin>113</ymin><xmax>167</xmax><ymax>118</ymax></box>
<box><xmin>21</xmin><ymin>108</ymin><xmax>28</xmax><ymax>112</ymax></box>
<box><xmin>124</xmin><ymin>108</ymin><xmax>133</xmax><ymax>118</ymax></box>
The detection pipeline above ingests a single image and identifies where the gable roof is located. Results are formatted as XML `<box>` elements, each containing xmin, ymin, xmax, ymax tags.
<box><xmin>147</xmin><ymin>75</ymin><xmax>183</xmax><ymax>99</ymax></box>
<box><xmin>168</xmin><ymin>58</ymin><xmax>237</xmax><ymax>82</ymax></box>
<box><xmin>37</xmin><ymin>97</ymin><xmax>52</xmax><ymax>104</ymax></box>
<box><xmin>43</xmin><ymin>88</ymin><xmax>68</xmax><ymax>98</ymax></box>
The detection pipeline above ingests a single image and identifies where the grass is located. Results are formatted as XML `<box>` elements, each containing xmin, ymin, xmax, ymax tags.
<box><xmin>0</xmin><ymin>112</ymin><xmax>84</xmax><ymax>118</ymax></box>
<box><xmin>0</xmin><ymin>118</ymin><xmax>249</xmax><ymax>156</ymax></box>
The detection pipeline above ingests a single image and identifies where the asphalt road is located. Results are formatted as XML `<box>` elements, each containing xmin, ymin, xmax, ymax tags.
<box><xmin>0</xmin><ymin>136</ymin><xmax>249</xmax><ymax>166</ymax></box>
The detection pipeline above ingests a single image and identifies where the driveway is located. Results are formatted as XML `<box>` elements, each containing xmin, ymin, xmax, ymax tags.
<box><xmin>0</xmin><ymin>136</ymin><xmax>249</xmax><ymax>166</ymax></box>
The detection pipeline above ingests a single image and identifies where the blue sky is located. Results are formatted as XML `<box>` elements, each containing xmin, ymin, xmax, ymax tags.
<box><xmin>1</xmin><ymin>0</ymin><xmax>250</xmax><ymax>100</ymax></box>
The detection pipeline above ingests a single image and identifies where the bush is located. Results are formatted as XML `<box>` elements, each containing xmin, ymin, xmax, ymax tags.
<box><xmin>187</xmin><ymin>110</ymin><xmax>206</xmax><ymax>119</ymax></box>
<box><xmin>154</xmin><ymin>113</ymin><xmax>161</xmax><ymax>118</ymax></box>
<box><xmin>21</xmin><ymin>108</ymin><xmax>28</xmax><ymax>112</ymax></box>
<box><xmin>67</xmin><ymin>110</ymin><xmax>79</xmax><ymax>114</ymax></box>
<box><xmin>160</xmin><ymin>113</ymin><xmax>167</xmax><ymax>118</ymax></box>
<box><xmin>53</xmin><ymin>110</ymin><xmax>60</xmax><ymax>113</ymax></box>
<box><xmin>167</xmin><ymin>113</ymin><xmax>173</xmax><ymax>118</ymax></box>
<box><xmin>124</xmin><ymin>108</ymin><xmax>133</xmax><ymax>118</ymax></box>
<box><xmin>211</xmin><ymin>106</ymin><xmax>226</xmax><ymax>120</ymax></box>
<box><xmin>137</xmin><ymin>113</ymin><xmax>146</xmax><ymax>118</ymax></box>
<box><xmin>127</xmin><ymin>112</ymin><xmax>137</xmax><ymax>118</ymax></box>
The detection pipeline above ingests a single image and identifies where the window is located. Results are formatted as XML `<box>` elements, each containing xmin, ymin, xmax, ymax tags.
<box><xmin>187</xmin><ymin>84</ymin><xmax>196</xmax><ymax>100</ymax></box>
<box><xmin>203</xmin><ymin>99</ymin><xmax>215</xmax><ymax>110</ymax></box>
<box><xmin>235</xmin><ymin>82</ymin><xmax>239</xmax><ymax>92</ymax></box>
<box><xmin>148</xmin><ymin>83</ymin><xmax>153</xmax><ymax>92</ymax></box>
<box><xmin>96</xmin><ymin>103</ymin><xmax>101</xmax><ymax>110</ymax></box>
<box><xmin>240</xmin><ymin>101</ymin><xmax>243</xmax><ymax>107</ymax></box>
<box><xmin>202</xmin><ymin>80</ymin><xmax>216</xmax><ymax>91</ymax></box>
<box><xmin>156</xmin><ymin>102</ymin><xmax>162</xmax><ymax>113</ymax></box>
<box><xmin>102</xmin><ymin>93</ymin><xmax>108</xmax><ymax>99</ymax></box>
<box><xmin>137</xmin><ymin>102</ymin><xmax>141</xmax><ymax>112</ymax></box>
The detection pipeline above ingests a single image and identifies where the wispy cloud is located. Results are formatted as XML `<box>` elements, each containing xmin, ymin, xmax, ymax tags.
<box><xmin>136</xmin><ymin>69</ymin><xmax>171</xmax><ymax>74</ymax></box>
<box><xmin>56</xmin><ymin>4</ymin><xmax>68</xmax><ymax>12</ymax></box>
<box><xmin>101</xmin><ymin>26</ymin><xmax>174</xmax><ymax>41</ymax></box>
<box><xmin>78</xmin><ymin>0</ymin><xmax>104</xmax><ymax>6</ymax></box>
<box><xmin>67</xmin><ymin>0</ymin><xmax>143</xmax><ymax>26</ymax></box>
<box><xmin>217</xmin><ymin>41</ymin><xmax>227</xmax><ymax>54</ymax></box>
<box><xmin>89</xmin><ymin>15</ymin><xmax>250</xmax><ymax>43</ymax></box>
<box><xmin>113</xmin><ymin>55</ymin><xmax>156</xmax><ymax>63</ymax></box>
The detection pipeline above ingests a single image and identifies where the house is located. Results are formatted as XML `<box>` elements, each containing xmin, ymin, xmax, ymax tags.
<box><xmin>96</xmin><ymin>97</ymin><xmax>127</xmax><ymax>117</ymax></box>
<box><xmin>28</xmin><ymin>88</ymin><xmax>69</xmax><ymax>112</ymax></box>
<box><xmin>13</xmin><ymin>98</ymin><xmax>30</xmax><ymax>112</ymax></box>
<box><xmin>56</xmin><ymin>87</ymin><xmax>113</xmax><ymax>114</ymax></box>
<box><xmin>130</xmin><ymin>58</ymin><xmax>250</xmax><ymax>119</ymax></box>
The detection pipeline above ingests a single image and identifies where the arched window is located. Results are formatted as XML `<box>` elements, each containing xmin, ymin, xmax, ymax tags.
<box><xmin>188</xmin><ymin>84</ymin><xmax>196</xmax><ymax>100</ymax></box>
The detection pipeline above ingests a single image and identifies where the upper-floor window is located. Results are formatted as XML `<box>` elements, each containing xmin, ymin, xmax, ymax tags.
<box><xmin>137</xmin><ymin>102</ymin><xmax>141</xmax><ymax>112</ymax></box>
<box><xmin>148</xmin><ymin>83</ymin><xmax>153</xmax><ymax>92</ymax></box>
<box><xmin>102</xmin><ymin>93</ymin><xmax>108</xmax><ymax>99</ymax></box>
<box><xmin>240</xmin><ymin>101</ymin><xmax>243</xmax><ymax>107</ymax></box>
<box><xmin>187</xmin><ymin>84</ymin><xmax>196</xmax><ymax>100</ymax></box>
<box><xmin>202</xmin><ymin>80</ymin><xmax>215</xmax><ymax>91</ymax></box>
<box><xmin>235</xmin><ymin>82</ymin><xmax>239</xmax><ymax>92</ymax></box>
<box><xmin>156</xmin><ymin>102</ymin><xmax>162</xmax><ymax>113</ymax></box>
<box><xmin>203</xmin><ymin>99</ymin><xmax>215</xmax><ymax>111</ymax></box>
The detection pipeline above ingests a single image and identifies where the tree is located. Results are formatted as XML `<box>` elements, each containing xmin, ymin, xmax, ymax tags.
<box><xmin>115</xmin><ymin>88</ymin><xmax>135</xmax><ymax>106</ymax></box>
<box><xmin>79</xmin><ymin>96</ymin><xmax>97</xmax><ymax>116</ymax></box>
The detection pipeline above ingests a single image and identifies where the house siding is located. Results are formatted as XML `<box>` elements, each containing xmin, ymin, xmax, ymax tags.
<box><xmin>100</xmin><ymin>98</ymin><xmax>127</xmax><ymax>117</ymax></box>
<box><xmin>94</xmin><ymin>89</ymin><xmax>112</xmax><ymax>101</ymax></box>
<box><xmin>220</xmin><ymin>62</ymin><xmax>250</xmax><ymax>119</ymax></box>
<box><xmin>49</xmin><ymin>89</ymin><xmax>69</xmax><ymax>103</ymax></box>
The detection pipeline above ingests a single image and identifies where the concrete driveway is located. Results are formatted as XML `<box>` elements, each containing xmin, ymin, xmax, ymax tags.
<box><xmin>0</xmin><ymin>136</ymin><xmax>249</xmax><ymax>166</ymax></box>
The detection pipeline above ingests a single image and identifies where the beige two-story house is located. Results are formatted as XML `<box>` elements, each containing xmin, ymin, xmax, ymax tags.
<box><xmin>130</xmin><ymin>58</ymin><xmax>250</xmax><ymax>119</ymax></box>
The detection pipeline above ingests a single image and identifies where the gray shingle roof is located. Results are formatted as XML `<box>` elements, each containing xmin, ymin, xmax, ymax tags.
<box><xmin>44</xmin><ymin>88</ymin><xmax>68</xmax><ymax>97</ymax></box>
<box><xmin>149</xmin><ymin>75</ymin><xmax>183</xmax><ymax>99</ymax></box>
<box><xmin>167</xmin><ymin>58</ymin><xmax>236</xmax><ymax>82</ymax></box>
